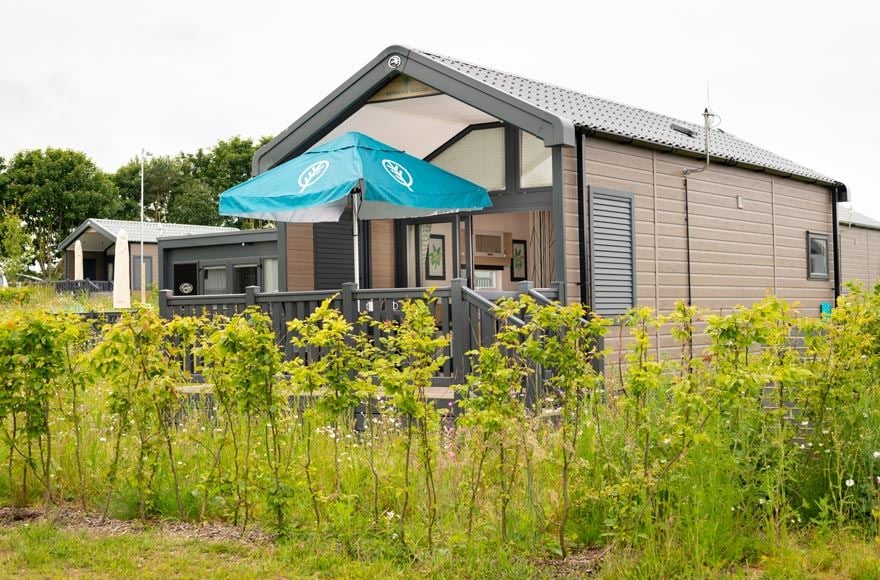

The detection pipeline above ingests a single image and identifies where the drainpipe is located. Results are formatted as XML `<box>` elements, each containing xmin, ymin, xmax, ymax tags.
<box><xmin>831</xmin><ymin>185</ymin><xmax>842</xmax><ymax>299</ymax></box>
<box><xmin>681</xmin><ymin>108</ymin><xmax>713</xmax><ymax>307</ymax></box>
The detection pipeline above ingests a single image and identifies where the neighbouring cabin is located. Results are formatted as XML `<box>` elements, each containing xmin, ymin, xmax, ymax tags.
<box><xmin>839</xmin><ymin>209</ymin><xmax>880</xmax><ymax>290</ymax></box>
<box><xmin>58</xmin><ymin>219</ymin><xmax>235</xmax><ymax>292</ymax></box>
<box><xmin>158</xmin><ymin>228</ymin><xmax>281</xmax><ymax>296</ymax></box>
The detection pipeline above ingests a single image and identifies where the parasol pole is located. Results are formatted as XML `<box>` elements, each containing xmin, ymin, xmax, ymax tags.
<box><xmin>352</xmin><ymin>180</ymin><xmax>362</xmax><ymax>289</ymax></box>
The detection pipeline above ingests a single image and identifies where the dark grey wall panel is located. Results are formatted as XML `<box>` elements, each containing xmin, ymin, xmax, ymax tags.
<box><xmin>589</xmin><ymin>187</ymin><xmax>635</xmax><ymax>317</ymax></box>
<box><xmin>314</xmin><ymin>209</ymin><xmax>355</xmax><ymax>290</ymax></box>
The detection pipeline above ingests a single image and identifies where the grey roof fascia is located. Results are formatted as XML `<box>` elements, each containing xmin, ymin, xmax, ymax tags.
<box><xmin>252</xmin><ymin>45</ymin><xmax>575</xmax><ymax>175</ymax></box>
<box><xmin>58</xmin><ymin>219</ymin><xmax>116</xmax><ymax>251</ymax></box>
<box><xmin>157</xmin><ymin>229</ymin><xmax>277</xmax><ymax>249</ymax></box>
<box><xmin>252</xmin><ymin>46</ymin><xmax>405</xmax><ymax>175</ymax></box>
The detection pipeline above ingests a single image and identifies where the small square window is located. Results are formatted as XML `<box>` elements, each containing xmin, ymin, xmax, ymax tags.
<box><xmin>806</xmin><ymin>232</ymin><xmax>829</xmax><ymax>280</ymax></box>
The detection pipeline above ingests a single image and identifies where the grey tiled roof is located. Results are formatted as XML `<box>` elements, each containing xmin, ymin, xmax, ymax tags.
<box><xmin>59</xmin><ymin>218</ymin><xmax>236</xmax><ymax>250</ymax></box>
<box><xmin>89</xmin><ymin>219</ymin><xmax>236</xmax><ymax>242</ymax></box>
<box><xmin>840</xmin><ymin>209</ymin><xmax>880</xmax><ymax>230</ymax></box>
<box><xmin>414</xmin><ymin>49</ymin><xmax>837</xmax><ymax>184</ymax></box>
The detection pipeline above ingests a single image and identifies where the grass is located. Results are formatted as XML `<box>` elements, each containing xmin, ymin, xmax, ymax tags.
<box><xmin>0</xmin><ymin>520</ymin><xmax>539</xmax><ymax>579</ymax></box>
<box><xmin>0</xmin><ymin>521</ymin><xmax>878</xmax><ymax>578</ymax></box>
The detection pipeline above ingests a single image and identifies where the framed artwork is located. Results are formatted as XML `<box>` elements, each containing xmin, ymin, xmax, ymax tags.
<box><xmin>425</xmin><ymin>234</ymin><xmax>446</xmax><ymax>280</ymax></box>
<box><xmin>510</xmin><ymin>239</ymin><xmax>527</xmax><ymax>281</ymax></box>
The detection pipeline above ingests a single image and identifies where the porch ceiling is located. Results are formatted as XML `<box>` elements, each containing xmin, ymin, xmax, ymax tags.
<box><xmin>315</xmin><ymin>94</ymin><xmax>498</xmax><ymax>159</ymax></box>
<box><xmin>75</xmin><ymin>230</ymin><xmax>114</xmax><ymax>253</ymax></box>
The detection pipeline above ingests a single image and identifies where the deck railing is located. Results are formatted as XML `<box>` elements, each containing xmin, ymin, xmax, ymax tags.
<box><xmin>159</xmin><ymin>280</ymin><xmax>564</xmax><ymax>386</ymax></box>
<box><xmin>55</xmin><ymin>279</ymin><xmax>114</xmax><ymax>294</ymax></box>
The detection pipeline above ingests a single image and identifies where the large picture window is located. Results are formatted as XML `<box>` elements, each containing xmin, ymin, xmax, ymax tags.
<box><xmin>430</xmin><ymin>126</ymin><xmax>505</xmax><ymax>191</ymax></box>
<box><xmin>520</xmin><ymin>131</ymin><xmax>552</xmax><ymax>188</ymax></box>
<box><xmin>807</xmin><ymin>231</ymin><xmax>829</xmax><ymax>280</ymax></box>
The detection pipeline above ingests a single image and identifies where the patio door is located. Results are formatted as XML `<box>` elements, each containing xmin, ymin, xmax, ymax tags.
<box><xmin>399</xmin><ymin>214</ymin><xmax>472</xmax><ymax>288</ymax></box>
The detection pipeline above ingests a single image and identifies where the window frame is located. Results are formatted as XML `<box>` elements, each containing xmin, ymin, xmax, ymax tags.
<box><xmin>806</xmin><ymin>231</ymin><xmax>830</xmax><ymax>281</ymax></box>
<box><xmin>425</xmin><ymin>122</ymin><xmax>553</xmax><ymax>196</ymax></box>
<box><xmin>131</xmin><ymin>255</ymin><xmax>153</xmax><ymax>290</ymax></box>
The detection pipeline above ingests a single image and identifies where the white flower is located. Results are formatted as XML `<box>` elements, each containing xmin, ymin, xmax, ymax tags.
<box><xmin>873</xmin><ymin>451</ymin><xmax>880</xmax><ymax>459</ymax></box>
<box><xmin>99</xmin><ymin>437</ymin><xmax>107</xmax><ymax>443</ymax></box>
<box><xmin>383</xmin><ymin>510</ymin><xmax>396</xmax><ymax>521</ymax></box>
<box><xmin>845</xmin><ymin>478</ymin><xmax>855</xmax><ymax>488</ymax></box>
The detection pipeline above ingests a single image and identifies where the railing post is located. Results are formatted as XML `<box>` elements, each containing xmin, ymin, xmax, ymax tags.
<box><xmin>342</xmin><ymin>282</ymin><xmax>357</xmax><ymax>323</ymax></box>
<box><xmin>516</xmin><ymin>280</ymin><xmax>534</xmax><ymax>299</ymax></box>
<box><xmin>159</xmin><ymin>289</ymin><xmax>172</xmax><ymax>318</ymax></box>
<box><xmin>550</xmin><ymin>280</ymin><xmax>565</xmax><ymax>303</ymax></box>
<box><xmin>450</xmin><ymin>278</ymin><xmax>467</xmax><ymax>385</ymax></box>
<box><xmin>245</xmin><ymin>285</ymin><xmax>260</xmax><ymax>309</ymax></box>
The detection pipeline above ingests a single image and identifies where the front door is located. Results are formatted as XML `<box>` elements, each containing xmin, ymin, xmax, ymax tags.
<box><xmin>83</xmin><ymin>258</ymin><xmax>97</xmax><ymax>280</ymax></box>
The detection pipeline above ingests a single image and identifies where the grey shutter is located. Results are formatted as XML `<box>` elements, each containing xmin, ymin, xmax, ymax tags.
<box><xmin>590</xmin><ymin>188</ymin><xmax>635</xmax><ymax>316</ymax></box>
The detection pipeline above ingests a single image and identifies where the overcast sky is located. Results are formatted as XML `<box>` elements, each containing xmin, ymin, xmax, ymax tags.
<box><xmin>1</xmin><ymin>0</ymin><xmax>877</xmax><ymax>215</ymax></box>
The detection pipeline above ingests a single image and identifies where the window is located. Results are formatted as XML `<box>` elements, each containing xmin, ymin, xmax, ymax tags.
<box><xmin>520</xmin><ymin>131</ymin><xmax>552</xmax><ymax>188</ymax></box>
<box><xmin>590</xmin><ymin>188</ymin><xmax>635</xmax><ymax>316</ymax></box>
<box><xmin>131</xmin><ymin>255</ymin><xmax>153</xmax><ymax>290</ymax></box>
<box><xmin>474</xmin><ymin>268</ymin><xmax>501</xmax><ymax>291</ymax></box>
<box><xmin>262</xmin><ymin>258</ymin><xmax>279</xmax><ymax>293</ymax></box>
<box><xmin>431</xmin><ymin>127</ymin><xmax>506</xmax><ymax>191</ymax></box>
<box><xmin>233</xmin><ymin>264</ymin><xmax>259</xmax><ymax>293</ymax></box>
<box><xmin>807</xmin><ymin>232</ymin><xmax>829</xmax><ymax>280</ymax></box>
<box><xmin>203</xmin><ymin>266</ymin><xmax>227</xmax><ymax>294</ymax></box>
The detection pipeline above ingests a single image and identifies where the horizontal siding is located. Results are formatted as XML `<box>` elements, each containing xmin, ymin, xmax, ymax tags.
<box><xmin>285</xmin><ymin>223</ymin><xmax>314</xmax><ymax>291</ymax></box>
<box><xmin>371</xmin><ymin>219</ymin><xmax>395</xmax><ymax>288</ymax></box>
<box><xmin>840</xmin><ymin>225</ymin><xmax>880</xmax><ymax>289</ymax></box>
<box><xmin>563</xmin><ymin>146</ymin><xmax>580</xmax><ymax>303</ymax></box>
<box><xmin>581</xmin><ymin>136</ymin><xmax>835</xmax><ymax>363</ymax></box>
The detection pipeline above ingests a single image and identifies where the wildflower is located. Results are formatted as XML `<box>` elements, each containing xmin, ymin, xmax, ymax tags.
<box><xmin>873</xmin><ymin>451</ymin><xmax>880</xmax><ymax>459</ymax></box>
<box><xmin>801</xmin><ymin>420</ymin><xmax>809</xmax><ymax>427</ymax></box>
<box><xmin>846</xmin><ymin>478</ymin><xmax>855</xmax><ymax>488</ymax></box>
<box><xmin>99</xmin><ymin>437</ymin><xmax>107</xmax><ymax>443</ymax></box>
<box><xmin>383</xmin><ymin>510</ymin><xmax>396</xmax><ymax>521</ymax></box>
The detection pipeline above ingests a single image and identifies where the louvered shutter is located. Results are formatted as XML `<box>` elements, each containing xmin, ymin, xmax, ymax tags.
<box><xmin>590</xmin><ymin>189</ymin><xmax>635</xmax><ymax>316</ymax></box>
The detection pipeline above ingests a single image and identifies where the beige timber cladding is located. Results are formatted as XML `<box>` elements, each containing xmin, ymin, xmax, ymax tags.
<box><xmin>578</xmin><ymin>136</ymin><xmax>835</xmax><ymax>363</ymax></box>
<box><xmin>840</xmin><ymin>225</ymin><xmax>880</xmax><ymax>288</ymax></box>
<box><xmin>285</xmin><ymin>223</ymin><xmax>315</xmax><ymax>291</ymax></box>
<box><xmin>370</xmin><ymin>219</ymin><xmax>395</xmax><ymax>288</ymax></box>
<box><xmin>563</xmin><ymin>147</ymin><xmax>581</xmax><ymax>303</ymax></box>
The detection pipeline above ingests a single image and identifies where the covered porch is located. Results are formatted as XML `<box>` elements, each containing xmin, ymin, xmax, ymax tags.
<box><xmin>265</xmin><ymin>59</ymin><xmax>570</xmax><ymax>301</ymax></box>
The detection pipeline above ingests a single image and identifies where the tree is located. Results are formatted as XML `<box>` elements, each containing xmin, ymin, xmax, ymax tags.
<box><xmin>181</xmin><ymin>136</ymin><xmax>272</xmax><ymax>227</ymax></box>
<box><xmin>113</xmin><ymin>155</ymin><xmax>189</xmax><ymax>222</ymax></box>
<box><xmin>0</xmin><ymin>211</ymin><xmax>33</xmax><ymax>281</ymax></box>
<box><xmin>166</xmin><ymin>178</ymin><xmax>222</xmax><ymax>225</ymax></box>
<box><xmin>0</xmin><ymin>149</ymin><xmax>121</xmax><ymax>276</ymax></box>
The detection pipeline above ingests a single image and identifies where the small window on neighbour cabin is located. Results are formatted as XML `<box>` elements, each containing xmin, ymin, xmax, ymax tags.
<box><xmin>431</xmin><ymin>127</ymin><xmax>505</xmax><ymax>191</ymax></box>
<box><xmin>807</xmin><ymin>232</ymin><xmax>829</xmax><ymax>280</ymax></box>
<box><xmin>203</xmin><ymin>266</ymin><xmax>227</xmax><ymax>294</ymax></box>
<box><xmin>262</xmin><ymin>258</ymin><xmax>279</xmax><ymax>293</ymax></box>
<box><xmin>520</xmin><ymin>131</ymin><xmax>552</xmax><ymax>188</ymax></box>
<box><xmin>233</xmin><ymin>264</ymin><xmax>259</xmax><ymax>294</ymax></box>
<box><xmin>590</xmin><ymin>188</ymin><xmax>636</xmax><ymax>317</ymax></box>
<box><xmin>131</xmin><ymin>255</ymin><xmax>153</xmax><ymax>290</ymax></box>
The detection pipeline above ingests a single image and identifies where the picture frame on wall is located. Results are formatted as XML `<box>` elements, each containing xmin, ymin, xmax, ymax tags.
<box><xmin>510</xmin><ymin>239</ymin><xmax>527</xmax><ymax>281</ymax></box>
<box><xmin>425</xmin><ymin>234</ymin><xmax>446</xmax><ymax>280</ymax></box>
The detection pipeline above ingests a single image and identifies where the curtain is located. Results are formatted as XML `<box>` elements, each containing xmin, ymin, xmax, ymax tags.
<box><xmin>528</xmin><ymin>211</ymin><xmax>555</xmax><ymax>287</ymax></box>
